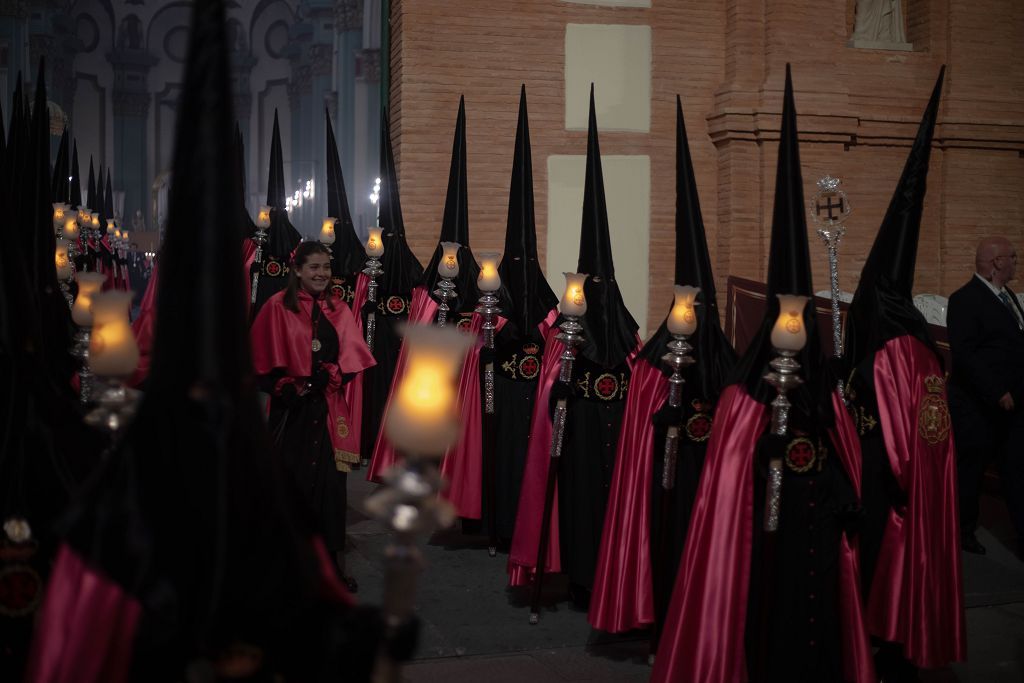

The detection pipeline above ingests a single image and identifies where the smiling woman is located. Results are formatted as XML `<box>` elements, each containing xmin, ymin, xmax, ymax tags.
<box><xmin>250</xmin><ymin>240</ymin><xmax>376</xmax><ymax>591</ymax></box>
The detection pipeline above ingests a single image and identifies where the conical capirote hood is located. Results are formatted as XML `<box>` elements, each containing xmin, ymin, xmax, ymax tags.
<box><xmin>729</xmin><ymin>65</ymin><xmax>832</xmax><ymax>417</ymax></box>
<box><xmin>575</xmin><ymin>85</ymin><xmax>637</xmax><ymax>368</ymax></box>
<box><xmin>325</xmin><ymin>109</ymin><xmax>366</xmax><ymax>275</ymax></box>
<box><xmin>423</xmin><ymin>96</ymin><xmax>478</xmax><ymax>311</ymax></box>
<box><xmin>378</xmin><ymin>107</ymin><xmax>423</xmax><ymax>297</ymax></box>
<box><xmin>497</xmin><ymin>85</ymin><xmax>557</xmax><ymax>336</ymax></box>
<box><xmin>845</xmin><ymin>67</ymin><xmax>946</xmax><ymax>371</ymax></box>
<box><xmin>639</xmin><ymin>95</ymin><xmax>735</xmax><ymax>399</ymax></box>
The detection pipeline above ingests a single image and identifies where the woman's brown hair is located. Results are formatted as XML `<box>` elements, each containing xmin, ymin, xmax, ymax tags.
<box><xmin>283</xmin><ymin>240</ymin><xmax>335</xmax><ymax>312</ymax></box>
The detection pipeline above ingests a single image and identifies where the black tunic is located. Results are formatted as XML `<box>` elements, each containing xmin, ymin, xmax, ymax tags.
<box><xmin>490</xmin><ymin>327</ymin><xmax>546</xmax><ymax>542</ymax></box>
<box><xmin>649</xmin><ymin>385</ymin><xmax>714</xmax><ymax>642</ymax></box>
<box><xmin>745</xmin><ymin>411</ymin><xmax>858</xmax><ymax>682</ymax></box>
<box><xmin>359</xmin><ymin>291</ymin><xmax>412</xmax><ymax>461</ymax></box>
<box><xmin>264</xmin><ymin>305</ymin><xmax>348</xmax><ymax>553</ymax></box>
<box><xmin>558</xmin><ymin>356</ymin><xmax>631</xmax><ymax>592</ymax></box>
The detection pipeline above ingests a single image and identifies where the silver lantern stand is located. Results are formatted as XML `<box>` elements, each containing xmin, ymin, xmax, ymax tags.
<box><xmin>761</xmin><ymin>351</ymin><xmax>804</xmax><ymax>532</ymax></box>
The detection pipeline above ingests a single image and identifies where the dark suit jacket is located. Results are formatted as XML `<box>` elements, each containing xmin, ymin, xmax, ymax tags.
<box><xmin>947</xmin><ymin>275</ymin><xmax>1024</xmax><ymax>410</ymax></box>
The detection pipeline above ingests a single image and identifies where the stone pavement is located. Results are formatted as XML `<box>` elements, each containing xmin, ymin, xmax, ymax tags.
<box><xmin>345</xmin><ymin>473</ymin><xmax>1024</xmax><ymax>682</ymax></box>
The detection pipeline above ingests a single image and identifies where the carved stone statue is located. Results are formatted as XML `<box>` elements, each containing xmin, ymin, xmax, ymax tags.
<box><xmin>849</xmin><ymin>0</ymin><xmax>911</xmax><ymax>50</ymax></box>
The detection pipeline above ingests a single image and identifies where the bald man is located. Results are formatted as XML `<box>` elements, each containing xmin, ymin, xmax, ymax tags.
<box><xmin>948</xmin><ymin>236</ymin><xmax>1024</xmax><ymax>557</ymax></box>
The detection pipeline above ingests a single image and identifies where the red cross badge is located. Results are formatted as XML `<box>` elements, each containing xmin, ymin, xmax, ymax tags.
<box><xmin>785</xmin><ymin>437</ymin><xmax>816</xmax><ymax>473</ymax></box>
<box><xmin>386</xmin><ymin>296</ymin><xmax>407</xmax><ymax>315</ymax></box>
<box><xmin>595</xmin><ymin>373</ymin><xmax>619</xmax><ymax>400</ymax></box>
<box><xmin>686</xmin><ymin>413</ymin><xmax>712</xmax><ymax>442</ymax></box>
<box><xmin>519</xmin><ymin>355</ymin><xmax>540</xmax><ymax>379</ymax></box>
<box><xmin>0</xmin><ymin>564</ymin><xmax>42</xmax><ymax>617</ymax></box>
<box><xmin>264</xmin><ymin>259</ymin><xmax>283</xmax><ymax>277</ymax></box>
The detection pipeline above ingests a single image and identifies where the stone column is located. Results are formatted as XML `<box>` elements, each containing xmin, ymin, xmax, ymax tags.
<box><xmin>334</xmin><ymin>0</ymin><xmax>363</xmax><ymax>191</ymax></box>
<box><xmin>109</xmin><ymin>48</ymin><xmax>157</xmax><ymax>228</ymax></box>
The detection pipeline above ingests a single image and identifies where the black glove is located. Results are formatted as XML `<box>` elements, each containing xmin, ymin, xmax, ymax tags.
<box><xmin>755</xmin><ymin>433</ymin><xmax>789</xmax><ymax>477</ymax></box>
<box><xmin>276</xmin><ymin>381</ymin><xmax>299</xmax><ymax>408</ymax></box>
<box><xmin>362</xmin><ymin>300</ymin><xmax>379</xmax><ymax>318</ymax></box>
<box><xmin>651</xmin><ymin>401</ymin><xmax>686</xmax><ymax>429</ymax></box>
<box><xmin>548</xmin><ymin>380</ymin><xmax>574</xmax><ymax>418</ymax></box>
<box><xmin>479</xmin><ymin>345</ymin><xmax>495</xmax><ymax>367</ymax></box>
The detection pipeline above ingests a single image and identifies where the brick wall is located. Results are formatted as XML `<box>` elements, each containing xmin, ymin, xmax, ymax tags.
<box><xmin>388</xmin><ymin>0</ymin><xmax>1024</xmax><ymax>333</ymax></box>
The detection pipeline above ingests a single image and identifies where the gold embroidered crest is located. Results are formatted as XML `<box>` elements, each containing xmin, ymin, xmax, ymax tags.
<box><xmin>918</xmin><ymin>375</ymin><xmax>951</xmax><ymax>445</ymax></box>
<box><xmin>336</xmin><ymin>416</ymin><xmax>349</xmax><ymax>439</ymax></box>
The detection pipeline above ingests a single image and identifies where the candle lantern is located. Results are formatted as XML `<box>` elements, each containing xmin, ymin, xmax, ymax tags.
<box><xmin>71</xmin><ymin>272</ymin><xmax>106</xmax><ymax>403</ymax></box>
<box><xmin>55</xmin><ymin>240</ymin><xmax>72</xmax><ymax>281</ymax></box>
<box><xmin>474</xmin><ymin>251</ymin><xmax>503</xmax><ymax>556</ymax></box>
<box><xmin>256</xmin><ymin>206</ymin><xmax>272</xmax><ymax>229</ymax></box>
<box><xmin>63</xmin><ymin>217</ymin><xmax>79</xmax><ymax>244</ymax></box>
<box><xmin>52</xmin><ymin>203</ymin><xmax>67</xmax><ymax>234</ymax></box>
<box><xmin>762</xmin><ymin>293</ymin><xmax>809</xmax><ymax>532</ymax></box>
<box><xmin>106</xmin><ymin>219</ymin><xmax>116</xmax><ymax>235</ymax></box>
<box><xmin>88</xmin><ymin>292</ymin><xmax>139</xmax><ymax>378</ymax></box>
<box><xmin>319</xmin><ymin>217</ymin><xmax>337</xmax><ymax>246</ymax></box>
<box><xmin>433</xmin><ymin>241</ymin><xmax>461</xmax><ymax>326</ymax></box>
<box><xmin>366</xmin><ymin>323</ymin><xmax>471</xmax><ymax>681</ymax></box>
<box><xmin>366</xmin><ymin>226</ymin><xmax>384</xmax><ymax>258</ymax></box>
<box><xmin>362</xmin><ymin>226</ymin><xmax>386</xmax><ymax>352</ymax></box>
<box><xmin>559</xmin><ymin>272</ymin><xmax>588</xmax><ymax>318</ymax></box>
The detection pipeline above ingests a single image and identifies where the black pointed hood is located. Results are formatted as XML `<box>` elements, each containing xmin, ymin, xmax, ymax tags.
<box><xmin>639</xmin><ymin>95</ymin><xmax>736</xmax><ymax>400</ymax></box>
<box><xmin>61</xmin><ymin>1</ymin><xmax>337</xmax><ymax>661</ymax></box>
<box><xmin>729</xmin><ymin>66</ymin><xmax>832</xmax><ymax>417</ymax></box>
<box><xmin>266</xmin><ymin>109</ymin><xmax>285</xmax><ymax>209</ymax></box>
<box><xmin>845</xmin><ymin>67</ymin><xmax>945</xmax><ymax>371</ymax></box>
<box><xmin>575</xmin><ymin>86</ymin><xmax>638</xmax><ymax>368</ymax></box>
<box><xmin>69</xmin><ymin>139</ymin><xmax>82</xmax><ymax>209</ymax></box>
<box><xmin>423</xmin><ymin>96</ymin><xmax>479</xmax><ymax>311</ymax></box>
<box><xmin>96</xmin><ymin>162</ymin><xmax>106</xmax><ymax>223</ymax></box>
<box><xmin>104</xmin><ymin>169</ymin><xmax>115</xmax><ymax>224</ymax></box>
<box><xmin>378</xmin><ymin>108</ymin><xmax>423</xmax><ymax>297</ymax></box>
<box><xmin>261</xmin><ymin>109</ymin><xmax>300</xmax><ymax>262</ymax></box>
<box><xmin>51</xmin><ymin>127</ymin><xmax>68</xmax><ymax>202</ymax></box>
<box><xmin>496</xmin><ymin>86</ymin><xmax>558</xmax><ymax>337</ymax></box>
<box><xmin>29</xmin><ymin>59</ymin><xmax>74</xmax><ymax>382</ymax></box>
<box><xmin>86</xmin><ymin>157</ymin><xmax>96</xmax><ymax>210</ymax></box>
<box><xmin>325</xmin><ymin>109</ymin><xmax>366</xmax><ymax>275</ymax></box>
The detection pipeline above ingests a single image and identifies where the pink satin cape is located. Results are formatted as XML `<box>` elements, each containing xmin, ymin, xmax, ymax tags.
<box><xmin>868</xmin><ymin>335</ymin><xmax>966</xmax><ymax>667</ymax></box>
<box><xmin>27</xmin><ymin>541</ymin><xmax>354</xmax><ymax>683</ymax></box>
<box><xmin>507</xmin><ymin>329</ymin><xmax>640</xmax><ymax>587</ymax></box>
<box><xmin>367</xmin><ymin>285</ymin><xmax>505</xmax><ymax>520</ymax></box>
<box><xmin>341</xmin><ymin>272</ymin><xmax>370</xmax><ymax>455</ymax></box>
<box><xmin>250</xmin><ymin>289</ymin><xmax>375</xmax><ymax>459</ymax></box>
<box><xmin>25</xmin><ymin>546</ymin><xmax>142</xmax><ymax>683</ymax></box>
<box><xmin>650</xmin><ymin>387</ymin><xmax>875</xmax><ymax>683</ymax></box>
<box><xmin>128</xmin><ymin>262</ymin><xmax>159</xmax><ymax>387</ymax></box>
<box><xmin>587</xmin><ymin>358</ymin><xmax>666</xmax><ymax>631</ymax></box>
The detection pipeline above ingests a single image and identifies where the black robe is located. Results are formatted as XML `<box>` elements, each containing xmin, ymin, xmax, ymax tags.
<box><xmin>648</xmin><ymin>383</ymin><xmax>715</xmax><ymax>641</ymax></box>
<box><xmin>263</xmin><ymin>306</ymin><xmax>348</xmax><ymax>552</ymax></box>
<box><xmin>558</xmin><ymin>355</ymin><xmax>631</xmax><ymax>594</ymax></box>
<box><xmin>744</xmin><ymin>409</ymin><xmax>858</xmax><ymax>682</ymax></box>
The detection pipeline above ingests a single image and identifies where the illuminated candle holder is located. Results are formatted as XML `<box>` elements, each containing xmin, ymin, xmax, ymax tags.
<box><xmin>362</xmin><ymin>226</ymin><xmax>385</xmax><ymax>353</ymax></box>
<box><xmin>71</xmin><ymin>272</ymin><xmax>106</xmax><ymax>404</ymax></box>
<box><xmin>319</xmin><ymin>217</ymin><xmax>337</xmax><ymax>246</ymax></box>
<box><xmin>55</xmin><ymin>239</ymin><xmax>73</xmax><ymax>307</ymax></box>
<box><xmin>761</xmin><ymin>293</ymin><xmax>809</xmax><ymax>532</ymax></box>
<box><xmin>474</xmin><ymin>252</ymin><xmax>502</xmax><ymax>349</ymax></box>
<box><xmin>52</xmin><ymin>203</ymin><xmax>67</xmax><ymax>234</ymax></box>
<box><xmin>662</xmin><ymin>285</ymin><xmax>700</xmax><ymax>409</ymax></box>
<box><xmin>250</xmin><ymin>207</ymin><xmax>272</xmax><ymax>306</ymax></box>
<box><xmin>433</xmin><ymin>241</ymin><xmax>461</xmax><ymax>327</ymax></box>
<box><xmin>84</xmin><ymin>291</ymin><xmax>141</xmax><ymax>436</ymax></box>
<box><xmin>366</xmin><ymin>323</ymin><xmax>471</xmax><ymax>681</ymax></box>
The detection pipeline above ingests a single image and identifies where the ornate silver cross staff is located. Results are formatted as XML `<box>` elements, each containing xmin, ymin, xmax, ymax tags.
<box><xmin>810</xmin><ymin>175</ymin><xmax>852</xmax><ymax>397</ymax></box>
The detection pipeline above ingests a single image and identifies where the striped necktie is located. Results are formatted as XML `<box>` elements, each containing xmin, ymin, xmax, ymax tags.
<box><xmin>998</xmin><ymin>291</ymin><xmax>1023</xmax><ymax>329</ymax></box>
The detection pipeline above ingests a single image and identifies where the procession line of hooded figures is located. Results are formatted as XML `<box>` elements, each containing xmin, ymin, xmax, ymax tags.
<box><xmin>0</xmin><ymin>2</ymin><xmax>966</xmax><ymax>681</ymax></box>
